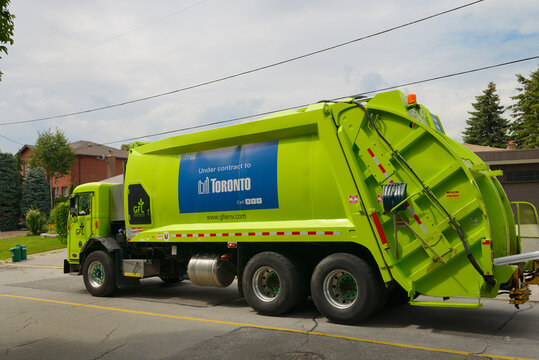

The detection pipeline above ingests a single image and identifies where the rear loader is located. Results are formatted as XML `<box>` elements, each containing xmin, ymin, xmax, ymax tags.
<box><xmin>64</xmin><ymin>90</ymin><xmax>539</xmax><ymax>323</ymax></box>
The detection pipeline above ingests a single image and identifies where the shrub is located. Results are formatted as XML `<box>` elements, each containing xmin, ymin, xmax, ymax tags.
<box><xmin>26</xmin><ymin>208</ymin><xmax>46</xmax><ymax>235</ymax></box>
<box><xmin>51</xmin><ymin>201</ymin><xmax>70</xmax><ymax>243</ymax></box>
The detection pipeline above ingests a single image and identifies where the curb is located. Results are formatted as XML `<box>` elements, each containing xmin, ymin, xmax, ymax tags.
<box><xmin>40</xmin><ymin>233</ymin><xmax>59</xmax><ymax>238</ymax></box>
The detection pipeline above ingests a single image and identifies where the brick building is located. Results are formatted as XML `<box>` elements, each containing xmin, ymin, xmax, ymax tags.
<box><xmin>19</xmin><ymin>141</ymin><xmax>128</xmax><ymax>198</ymax></box>
<box><xmin>464</xmin><ymin>143</ymin><xmax>539</xmax><ymax>212</ymax></box>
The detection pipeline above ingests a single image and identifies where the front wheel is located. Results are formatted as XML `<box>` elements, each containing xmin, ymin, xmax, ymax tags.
<box><xmin>83</xmin><ymin>250</ymin><xmax>118</xmax><ymax>297</ymax></box>
<box><xmin>242</xmin><ymin>252</ymin><xmax>306</xmax><ymax>316</ymax></box>
<box><xmin>310</xmin><ymin>253</ymin><xmax>382</xmax><ymax>324</ymax></box>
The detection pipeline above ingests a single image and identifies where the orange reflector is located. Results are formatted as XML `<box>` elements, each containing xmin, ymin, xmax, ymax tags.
<box><xmin>227</xmin><ymin>242</ymin><xmax>237</xmax><ymax>248</ymax></box>
<box><xmin>94</xmin><ymin>220</ymin><xmax>98</xmax><ymax>228</ymax></box>
<box><xmin>407</xmin><ymin>94</ymin><xmax>417</xmax><ymax>104</ymax></box>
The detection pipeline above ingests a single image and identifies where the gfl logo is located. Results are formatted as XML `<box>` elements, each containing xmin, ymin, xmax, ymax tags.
<box><xmin>133</xmin><ymin>199</ymin><xmax>145</xmax><ymax>214</ymax></box>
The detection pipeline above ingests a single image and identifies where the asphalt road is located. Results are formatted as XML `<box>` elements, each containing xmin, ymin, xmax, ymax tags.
<box><xmin>1</xmin><ymin>250</ymin><xmax>538</xmax><ymax>360</ymax></box>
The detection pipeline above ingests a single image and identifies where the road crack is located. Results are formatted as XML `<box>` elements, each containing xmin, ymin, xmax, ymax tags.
<box><xmin>101</xmin><ymin>324</ymin><xmax>121</xmax><ymax>344</ymax></box>
<box><xmin>4</xmin><ymin>337</ymin><xmax>47</xmax><ymax>355</ymax></box>
<box><xmin>93</xmin><ymin>342</ymin><xmax>126</xmax><ymax>360</ymax></box>
<box><xmin>308</xmin><ymin>315</ymin><xmax>320</xmax><ymax>333</ymax></box>
<box><xmin>14</xmin><ymin>317</ymin><xmax>33</xmax><ymax>334</ymax></box>
<box><xmin>497</xmin><ymin>304</ymin><xmax>532</xmax><ymax>332</ymax></box>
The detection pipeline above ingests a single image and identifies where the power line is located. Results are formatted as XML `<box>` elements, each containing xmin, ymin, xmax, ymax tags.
<box><xmin>9</xmin><ymin>0</ymin><xmax>210</xmax><ymax>74</ymax></box>
<box><xmin>0</xmin><ymin>133</ymin><xmax>24</xmax><ymax>145</ymax></box>
<box><xmin>0</xmin><ymin>0</ymin><xmax>484</xmax><ymax>127</ymax></box>
<box><xmin>97</xmin><ymin>55</ymin><xmax>539</xmax><ymax>146</ymax></box>
<box><xmin>351</xmin><ymin>55</ymin><xmax>539</xmax><ymax>97</ymax></box>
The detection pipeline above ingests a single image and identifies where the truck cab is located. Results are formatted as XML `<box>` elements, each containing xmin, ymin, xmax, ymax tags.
<box><xmin>65</xmin><ymin>182</ymin><xmax>122</xmax><ymax>274</ymax></box>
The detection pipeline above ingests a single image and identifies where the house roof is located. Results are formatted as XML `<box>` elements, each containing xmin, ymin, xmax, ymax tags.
<box><xmin>18</xmin><ymin>141</ymin><xmax>127</xmax><ymax>159</ymax></box>
<box><xmin>99</xmin><ymin>174</ymin><xmax>124</xmax><ymax>184</ymax></box>
<box><xmin>462</xmin><ymin>143</ymin><xmax>539</xmax><ymax>164</ymax></box>
<box><xmin>70</xmin><ymin>141</ymin><xmax>128</xmax><ymax>159</ymax></box>
<box><xmin>17</xmin><ymin>144</ymin><xmax>35</xmax><ymax>156</ymax></box>
<box><xmin>462</xmin><ymin>143</ymin><xmax>507</xmax><ymax>152</ymax></box>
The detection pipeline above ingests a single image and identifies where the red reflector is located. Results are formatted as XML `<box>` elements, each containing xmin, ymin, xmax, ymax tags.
<box><xmin>370</xmin><ymin>211</ymin><xmax>390</xmax><ymax>250</ymax></box>
<box><xmin>94</xmin><ymin>220</ymin><xmax>98</xmax><ymax>228</ymax></box>
<box><xmin>407</xmin><ymin>94</ymin><xmax>417</xmax><ymax>104</ymax></box>
<box><xmin>220</xmin><ymin>254</ymin><xmax>230</xmax><ymax>260</ymax></box>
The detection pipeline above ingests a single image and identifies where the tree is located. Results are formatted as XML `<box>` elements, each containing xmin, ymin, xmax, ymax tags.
<box><xmin>509</xmin><ymin>64</ymin><xmax>539</xmax><ymax>149</ymax></box>
<box><xmin>0</xmin><ymin>0</ymin><xmax>15</xmax><ymax>81</ymax></box>
<box><xmin>21</xmin><ymin>167</ymin><xmax>51</xmax><ymax>220</ymax></box>
<box><xmin>50</xmin><ymin>200</ymin><xmax>69</xmax><ymax>243</ymax></box>
<box><xmin>30</xmin><ymin>128</ymin><xmax>76</xmax><ymax>206</ymax></box>
<box><xmin>0</xmin><ymin>152</ymin><xmax>20</xmax><ymax>230</ymax></box>
<box><xmin>462</xmin><ymin>82</ymin><xmax>509</xmax><ymax>148</ymax></box>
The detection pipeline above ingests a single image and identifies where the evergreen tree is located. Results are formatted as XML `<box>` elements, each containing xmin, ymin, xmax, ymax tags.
<box><xmin>509</xmin><ymin>64</ymin><xmax>539</xmax><ymax>149</ymax></box>
<box><xmin>0</xmin><ymin>152</ymin><xmax>20</xmax><ymax>230</ymax></box>
<box><xmin>462</xmin><ymin>82</ymin><xmax>509</xmax><ymax>148</ymax></box>
<box><xmin>21</xmin><ymin>167</ymin><xmax>51</xmax><ymax>220</ymax></box>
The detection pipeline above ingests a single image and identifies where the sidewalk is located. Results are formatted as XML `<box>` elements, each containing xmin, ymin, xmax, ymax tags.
<box><xmin>0</xmin><ymin>248</ymin><xmax>65</xmax><ymax>269</ymax></box>
<box><xmin>0</xmin><ymin>230</ymin><xmax>28</xmax><ymax>239</ymax></box>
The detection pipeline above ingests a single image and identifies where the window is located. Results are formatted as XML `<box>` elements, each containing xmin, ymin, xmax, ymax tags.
<box><xmin>501</xmin><ymin>170</ymin><xmax>539</xmax><ymax>183</ymax></box>
<box><xmin>54</xmin><ymin>187</ymin><xmax>59</xmax><ymax>198</ymax></box>
<box><xmin>70</xmin><ymin>193</ymin><xmax>91</xmax><ymax>217</ymax></box>
<box><xmin>62</xmin><ymin>187</ymin><xmax>68</xmax><ymax>197</ymax></box>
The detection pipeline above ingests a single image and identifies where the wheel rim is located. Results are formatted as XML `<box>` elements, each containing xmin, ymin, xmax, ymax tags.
<box><xmin>88</xmin><ymin>260</ymin><xmax>105</xmax><ymax>288</ymax></box>
<box><xmin>252</xmin><ymin>266</ymin><xmax>280</xmax><ymax>302</ymax></box>
<box><xmin>323</xmin><ymin>269</ymin><xmax>358</xmax><ymax>309</ymax></box>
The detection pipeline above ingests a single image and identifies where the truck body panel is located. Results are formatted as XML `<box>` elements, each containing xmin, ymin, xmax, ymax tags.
<box><xmin>66</xmin><ymin>90</ymin><xmax>538</xmax><ymax>322</ymax></box>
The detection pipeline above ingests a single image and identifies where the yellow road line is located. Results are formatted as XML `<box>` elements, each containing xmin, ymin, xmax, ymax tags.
<box><xmin>0</xmin><ymin>293</ymin><xmax>532</xmax><ymax>360</ymax></box>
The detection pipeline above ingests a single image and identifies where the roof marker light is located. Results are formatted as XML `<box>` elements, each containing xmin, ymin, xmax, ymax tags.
<box><xmin>407</xmin><ymin>94</ymin><xmax>417</xmax><ymax>104</ymax></box>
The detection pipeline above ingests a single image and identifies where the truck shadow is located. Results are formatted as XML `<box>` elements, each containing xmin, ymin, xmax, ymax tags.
<box><xmin>115</xmin><ymin>278</ymin><xmax>248</xmax><ymax>308</ymax></box>
<box><xmin>116</xmin><ymin>278</ymin><xmax>537</xmax><ymax>339</ymax></box>
<box><xmin>354</xmin><ymin>301</ymin><xmax>537</xmax><ymax>339</ymax></box>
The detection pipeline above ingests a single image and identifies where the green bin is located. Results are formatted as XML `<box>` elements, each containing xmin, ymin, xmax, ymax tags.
<box><xmin>19</xmin><ymin>245</ymin><xmax>27</xmax><ymax>260</ymax></box>
<box><xmin>10</xmin><ymin>246</ymin><xmax>21</xmax><ymax>262</ymax></box>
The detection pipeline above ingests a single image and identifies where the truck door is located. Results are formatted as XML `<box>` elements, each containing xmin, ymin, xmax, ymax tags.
<box><xmin>68</xmin><ymin>193</ymin><xmax>93</xmax><ymax>262</ymax></box>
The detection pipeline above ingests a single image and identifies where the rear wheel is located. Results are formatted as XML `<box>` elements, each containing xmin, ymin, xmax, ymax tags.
<box><xmin>310</xmin><ymin>253</ymin><xmax>382</xmax><ymax>324</ymax></box>
<box><xmin>242</xmin><ymin>252</ymin><xmax>306</xmax><ymax>316</ymax></box>
<box><xmin>83</xmin><ymin>250</ymin><xmax>118</xmax><ymax>297</ymax></box>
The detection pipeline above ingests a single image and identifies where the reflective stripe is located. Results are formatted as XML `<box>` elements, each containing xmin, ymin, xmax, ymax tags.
<box><xmin>152</xmin><ymin>231</ymin><xmax>342</xmax><ymax>239</ymax></box>
<box><xmin>370</xmin><ymin>211</ymin><xmax>390</xmax><ymax>250</ymax></box>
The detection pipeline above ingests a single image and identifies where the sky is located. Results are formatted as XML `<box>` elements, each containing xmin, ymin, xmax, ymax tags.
<box><xmin>0</xmin><ymin>0</ymin><xmax>538</xmax><ymax>154</ymax></box>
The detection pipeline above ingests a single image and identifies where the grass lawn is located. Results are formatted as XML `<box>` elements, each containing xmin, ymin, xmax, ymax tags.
<box><xmin>0</xmin><ymin>235</ymin><xmax>66</xmax><ymax>261</ymax></box>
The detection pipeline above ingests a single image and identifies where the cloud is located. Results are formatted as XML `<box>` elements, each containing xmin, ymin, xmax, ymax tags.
<box><xmin>0</xmin><ymin>0</ymin><xmax>538</xmax><ymax>154</ymax></box>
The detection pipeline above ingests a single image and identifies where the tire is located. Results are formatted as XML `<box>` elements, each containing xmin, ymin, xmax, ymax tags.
<box><xmin>242</xmin><ymin>252</ymin><xmax>307</xmax><ymax>316</ymax></box>
<box><xmin>83</xmin><ymin>250</ymin><xmax>118</xmax><ymax>297</ymax></box>
<box><xmin>310</xmin><ymin>253</ymin><xmax>382</xmax><ymax>324</ymax></box>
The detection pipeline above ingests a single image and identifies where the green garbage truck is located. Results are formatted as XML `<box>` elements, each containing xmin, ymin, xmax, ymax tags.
<box><xmin>64</xmin><ymin>90</ymin><xmax>539</xmax><ymax>323</ymax></box>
